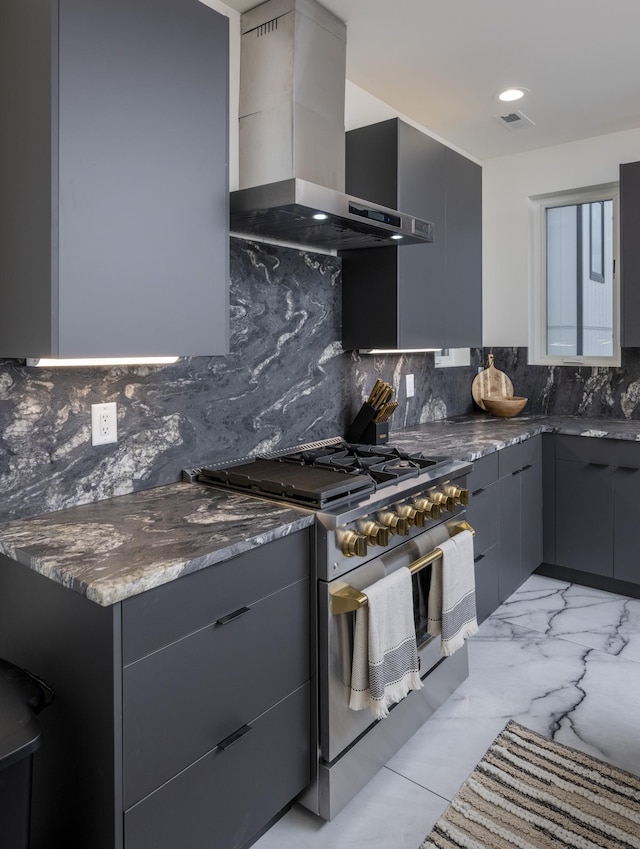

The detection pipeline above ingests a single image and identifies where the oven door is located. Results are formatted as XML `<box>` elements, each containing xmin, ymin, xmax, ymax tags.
<box><xmin>317</xmin><ymin>518</ymin><xmax>462</xmax><ymax>764</ymax></box>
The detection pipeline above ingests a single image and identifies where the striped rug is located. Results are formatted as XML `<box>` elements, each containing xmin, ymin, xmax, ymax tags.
<box><xmin>420</xmin><ymin>720</ymin><xmax>640</xmax><ymax>849</ymax></box>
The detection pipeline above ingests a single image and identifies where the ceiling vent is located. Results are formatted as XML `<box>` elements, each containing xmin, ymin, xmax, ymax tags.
<box><xmin>494</xmin><ymin>110</ymin><xmax>535</xmax><ymax>130</ymax></box>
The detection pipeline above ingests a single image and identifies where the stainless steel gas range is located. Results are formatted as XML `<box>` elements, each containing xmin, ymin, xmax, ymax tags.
<box><xmin>185</xmin><ymin>438</ymin><xmax>473</xmax><ymax>821</ymax></box>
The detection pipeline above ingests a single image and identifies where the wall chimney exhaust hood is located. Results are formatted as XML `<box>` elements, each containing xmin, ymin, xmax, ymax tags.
<box><xmin>230</xmin><ymin>0</ymin><xmax>433</xmax><ymax>251</ymax></box>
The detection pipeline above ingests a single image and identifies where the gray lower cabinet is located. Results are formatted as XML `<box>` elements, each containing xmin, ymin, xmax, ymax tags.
<box><xmin>465</xmin><ymin>453</ymin><xmax>500</xmax><ymax>623</ymax></box>
<box><xmin>466</xmin><ymin>439</ymin><xmax>543</xmax><ymax>620</ymax></box>
<box><xmin>0</xmin><ymin>529</ymin><xmax>311</xmax><ymax>849</ymax></box>
<box><xmin>125</xmin><ymin>684</ymin><xmax>310</xmax><ymax>849</ymax></box>
<box><xmin>550</xmin><ymin>435</ymin><xmax>640</xmax><ymax>585</ymax></box>
<box><xmin>497</xmin><ymin>437</ymin><xmax>543</xmax><ymax>602</ymax></box>
<box><xmin>614</xmin><ymin>466</ymin><xmax>640</xmax><ymax>583</ymax></box>
<box><xmin>0</xmin><ymin>0</ymin><xmax>229</xmax><ymax>358</ymax></box>
<box><xmin>121</xmin><ymin>530</ymin><xmax>312</xmax><ymax>849</ymax></box>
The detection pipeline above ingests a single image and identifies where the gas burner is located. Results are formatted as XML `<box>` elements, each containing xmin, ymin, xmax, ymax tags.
<box><xmin>186</xmin><ymin>438</ymin><xmax>458</xmax><ymax>512</ymax></box>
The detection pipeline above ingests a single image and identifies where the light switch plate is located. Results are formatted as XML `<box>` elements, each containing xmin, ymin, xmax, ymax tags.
<box><xmin>406</xmin><ymin>373</ymin><xmax>415</xmax><ymax>397</ymax></box>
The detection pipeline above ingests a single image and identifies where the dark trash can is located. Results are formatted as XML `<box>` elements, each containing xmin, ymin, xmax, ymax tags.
<box><xmin>0</xmin><ymin>659</ymin><xmax>54</xmax><ymax>849</ymax></box>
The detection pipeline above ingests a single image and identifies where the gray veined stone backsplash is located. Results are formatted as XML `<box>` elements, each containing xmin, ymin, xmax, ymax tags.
<box><xmin>1</xmin><ymin>237</ymin><xmax>640</xmax><ymax>524</ymax></box>
<box><xmin>483</xmin><ymin>347</ymin><xmax>640</xmax><ymax>420</ymax></box>
<box><xmin>0</xmin><ymin>239</ymin><xmax>479</xmax><ymax>523</ymax></box>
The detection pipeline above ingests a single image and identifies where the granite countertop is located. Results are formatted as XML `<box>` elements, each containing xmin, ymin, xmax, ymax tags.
<box><xmin>0</xmin><ymin>482</ymin><xmax>314</xmax><ymax>607</ymax></box>
<box><xmin>2</xmin><ymin>413</ymin><xmax>640</xmax><ymax>607</ymax></box>
<box><xmin>389</xmin><ymin>413</ymin><xmax>640</xmax><ymax>460</ymax></box>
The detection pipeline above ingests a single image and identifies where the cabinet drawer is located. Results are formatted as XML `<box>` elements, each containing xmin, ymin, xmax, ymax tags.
<box><xmin>556</xmin><ymin>435</ymin><xmax>640</xmax><ymax>470</ymax></box>
<box><xmin>465</xmin><ymin>482</ymin><xmax>499</xmax><ymax>556</ymax></box>
<box><xmin>123</xmin><ymin>529</ymin><xmax>309</xmax><ymax>663</ymax></box>
<box><xmin>466</xmin><ymin>452</ymin><xmax>499</xmax><ymax>492</ymax></box>
<box><xmin>123</xmin><ymin>577</ymin><xmax>309</xmax><ymax>807</ymax></box>
<box><xmin>554</xmin><ymin>434</ymin><xmax>613</xmax><ymax>465</ymax></box>
<box><xmin>125</xmin><ymin>682</ymin><xmax>311</xmax><ymax>849</ymax></box>
<box><xmin>498</xmin><ymin>436</ymin><xmax>540</xmax><ymax>478</ymax></box>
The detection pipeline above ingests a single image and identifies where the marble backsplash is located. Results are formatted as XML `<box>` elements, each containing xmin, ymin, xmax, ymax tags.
<box><xmin>0</xmin><ymin>238</ymin><xmax>479</xmax><ymax>523</ymax></box>
<box><xmin>2</xmin><ymin>237</ymin><xmax>639</xmax><ymax>524</ymax></box>
<box><xmin>485</xmin><ymin>347</ymin><xmax>640</xmax><ymax>419</ymax></box>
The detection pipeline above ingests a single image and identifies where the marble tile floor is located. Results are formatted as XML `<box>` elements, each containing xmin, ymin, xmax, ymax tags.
<box><xmin>252</xmin><ymin>574</ymin><xmax>640</xmax><ymax>849</ymax></box>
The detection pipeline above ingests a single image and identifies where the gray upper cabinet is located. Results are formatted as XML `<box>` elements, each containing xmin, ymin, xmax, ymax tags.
<box><xmin>620</xmin><ymin>160</ymin><xmax>640</xmax><ymax>347</ymax></box>
<box><xmin>0</xmin><ymin>0</ymin><xmax>229</xmax><ymax>359</ymax></box>
<box><xmin>342</xmin><ymin>118</ymin><xmax>481</xmax><ymax>350</ymax></box>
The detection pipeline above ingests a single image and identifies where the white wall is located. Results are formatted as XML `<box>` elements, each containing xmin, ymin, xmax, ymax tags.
<box><xmin>483</xmin><ymin>128</ymin><xmax>640</xmax><ymax>346</ymax></box>
<box><xmin>345</xmin><ymin>83</ymin><xmax>480</xmax><ymax>162</ymax></box>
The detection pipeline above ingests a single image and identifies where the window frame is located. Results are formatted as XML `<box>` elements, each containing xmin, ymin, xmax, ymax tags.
<box><xmin>528</xmin><ymin>182</ymin><xmax>620</xmax><ymax>367</ymax></box>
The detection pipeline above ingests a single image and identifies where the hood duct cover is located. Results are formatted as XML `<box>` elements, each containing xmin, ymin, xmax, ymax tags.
<box><xmin>231</xmin><ymin>0</ymin><xmax>433</xmax><ymax>250</ymax></box>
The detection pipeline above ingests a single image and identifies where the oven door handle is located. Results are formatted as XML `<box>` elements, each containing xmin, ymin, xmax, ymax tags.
<box><xmin>330</xmin><ymin>520</ymin><xmax>475</xmax><ymax>615</ymax></box>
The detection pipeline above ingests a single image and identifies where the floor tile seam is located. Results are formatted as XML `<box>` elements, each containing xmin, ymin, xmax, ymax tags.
<box><xmin>381</xmin><ymin>765</ymin><xmax>455</xmax><ymax>804</ymax></box>
<box><xmin>495</xmin><ymin>616</ymin><xmax>640</xmax><ymax>665</ymax></box>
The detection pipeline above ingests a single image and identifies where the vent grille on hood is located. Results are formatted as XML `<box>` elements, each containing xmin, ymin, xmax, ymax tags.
<box><xmin>232</xmin><ymin>0</ymin><xmax>433</xmax><ymax>250</ymax></box>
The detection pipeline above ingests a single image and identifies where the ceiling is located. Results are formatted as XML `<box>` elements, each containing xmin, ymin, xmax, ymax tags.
<box><xmin>221</xmin><ymin>0</ymin><xmax>640</xmax><ymax>161</ymax></box>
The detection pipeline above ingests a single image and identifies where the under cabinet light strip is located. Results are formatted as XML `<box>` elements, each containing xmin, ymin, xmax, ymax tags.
<box><xmin>26</xmin><ymin>357</ymin><xmax>179</xmax><ymax>367</ymax></box>
<box><xmin>359</xmin><ymin>348</ymin><xmax>440</xmax><ymax>354</ymax></box>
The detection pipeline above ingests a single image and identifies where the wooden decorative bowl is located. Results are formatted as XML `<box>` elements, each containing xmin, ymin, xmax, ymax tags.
<box><xmin>481</xmin><ymin>396</ymin><xmax>527</xmax><ymax>418</ymax></box>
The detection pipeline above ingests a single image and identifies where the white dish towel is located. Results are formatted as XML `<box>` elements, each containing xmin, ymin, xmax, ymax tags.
<box><xmin>349</xmin><ymin>566</ymin><xmax>422</xmax><ymax>720</ymax></box>
<box><xmin>428</xmin><ymin>529</ymin><xmax>478</xmax><ymax>656</ymax></box>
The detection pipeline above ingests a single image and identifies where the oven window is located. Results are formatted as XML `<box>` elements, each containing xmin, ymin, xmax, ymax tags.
<box><xmin>412</xmin><ymin>566</ymin><xmax>434</xmax><ymax>648</ymax></box>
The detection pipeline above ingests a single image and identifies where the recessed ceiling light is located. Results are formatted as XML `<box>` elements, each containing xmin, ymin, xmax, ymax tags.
<box><xmin>390</xmin><ymin>234</ymin><xmax>403</xmax><ymax>240</ymax></box>
<box><xmin>498</xmin><ymin>88</ymin><xmax>526</xmax><ymax>102</ymax></box>
<box><xmin>312</xmin><ymin>212</ymin><xmax>328</xmax><ymax>220</ymax></box>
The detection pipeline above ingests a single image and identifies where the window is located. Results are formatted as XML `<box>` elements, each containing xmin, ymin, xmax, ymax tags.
<box><xmin>529</xmin><ymin>184</ymin><xmax>620</xmax><ymax>366</ymax></box>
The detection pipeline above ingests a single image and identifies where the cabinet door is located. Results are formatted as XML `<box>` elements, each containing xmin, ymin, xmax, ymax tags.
<box><xmin>498</xmin><ymin>472</ymin><xmax>521</xmax><ymax>601</ymax></box>
<box><xmin>445</xmin><ymin>148</ymin><xmax>482</xmax><ymax>348</ymax></box>
<box><xmin>125</xmin><ymin>683</ymin><xmax>311</xmax><ymax>849</ymax></box>
<box><xmin>397</xmin><ymin>123</ymin><xmax>447</xmax><ymax>349</ymax></box>
<box><xmin>614</xmin><ymin>466</ymin><xmax>640</xmax><ymax>584</ymax></box>
<box><xmin>520</xmin><ymin>459</ymin><xmax>543</xmax><ymax>582</ymax></box>
<box><xmin>555</xmin><ymin>460</ymin><xmax>614</xmax><ymax>576</ymax></box>
<box><xmin>474</xmin><ymin>544</ymin><xmax>500</xmax><ymax>624</ymax></box>
<box><xmin>56</xmin><ymin>0</ymin><xmax>229</xmax><ymax>357</ymax></box>
<box><xmin>123</xmin><ymin>578</ymin><xmax>309</xmax><ymax>807</ymax></box>
<box><xmin>466</xmin><ymin>480</ymin><xmax>499</xmax><ymax>560</ymax></box>
<box><xmin>620</xmin><ymin>161</ymin><xmax>640</xmax><ymax>348</ymax></box>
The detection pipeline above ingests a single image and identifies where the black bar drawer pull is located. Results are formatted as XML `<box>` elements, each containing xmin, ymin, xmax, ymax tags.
<box><xmin>216</xmin><ymin>605</ymin><xmax>250</xmax><ymax>626</ymax></box>
<box><xmin>474</xmin><ymin>553</ymin><xmax>486</xmax><ymax>563</ymax></box>
<box><xmin>587</xmin><ymin>462</ymin><xmax>608</xmax><ymax>468</ymax></box>
<box><xmin>522</xmin><ymin>464</ymin><xmax>533</xmax><ymax>470</ymax></box>
<box><xmin>472</xmin><ymin>487</ymin><xmax>485</xmax><ymax>496</ymax></box>
<box><xmin>617</xmin><ymin>466</ymin><xmax>640</xmax><ymax>472</ymax></box>
<box><xmin>217</xmin><ymin>724</ymin><xmax>252</xmax><ymax>751</ymax></box>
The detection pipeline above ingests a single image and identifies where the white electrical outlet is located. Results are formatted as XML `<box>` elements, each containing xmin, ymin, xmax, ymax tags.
<box><xmin>406</xmin><ymin>373</ymin><xmax>415</xmax><ymax>398</ymax></box>
<box><xmin>91</xmin><ymin>402</ymin><xmax>118</xmax><ymax>446</ymax></box>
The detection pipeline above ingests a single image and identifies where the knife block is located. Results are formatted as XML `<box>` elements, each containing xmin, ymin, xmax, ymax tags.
<box><xmin>346</xmin><ymin>402</ymin><xmax>377</xmax><ymax>443</ymax></box>
<box><xmin>360</xmin><ymin>421</ymin><xmax>389</xmax><ymax>445</ymax></box>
